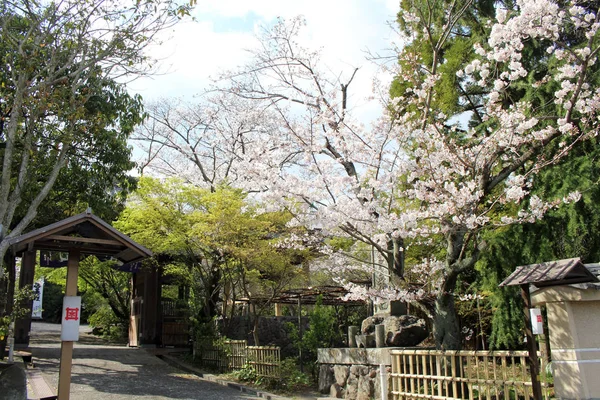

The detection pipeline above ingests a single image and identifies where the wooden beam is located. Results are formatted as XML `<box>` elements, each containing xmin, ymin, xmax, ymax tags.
<box><xmin>31</xmin><ymin>242</ymin><xmax>122</xmax><ymax>254</ymax></box>
<box><xmin>44</xmin><ymin>235</ymin><xmax>123</xmax><ymax>246</ymax></box>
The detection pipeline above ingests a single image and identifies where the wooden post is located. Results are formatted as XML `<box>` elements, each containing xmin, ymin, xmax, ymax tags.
<box><xmin>14</xmin><ymin>250</ymin><xmax>36</xmax><ymax>345</ymax></box>
<box><xmin>274</xmin><ymin>303</ymin><xmax>283</xmax><ymax>316</ymax></box>
<box><xmin>298</xmin><ymin>296</ymin><xmax>303</xmax><ymax>373</ymax></box>
<box><xmin>58</xmin><ymin>250</ymin><xmax>80</xmax><ymax>400</ymax></box>
<box><xmin>521</xmin><ymin>284</ymin><xmax>543</xmax><ymax>400</ymax></box>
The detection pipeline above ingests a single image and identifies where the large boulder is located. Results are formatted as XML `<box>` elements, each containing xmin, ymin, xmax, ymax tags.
<box><xmin>384</xmin><ymin>315</ymin><xmax>428</xmax><ymax>347</ymax></box>
<box><xmin>361</xmin><ymin>315</ymin><xmax>428</xmax><ymax>347</ymax></box>
<box><xmin>0</xmin><ymin>364</ymin><xmax>26</xmax><ymax>400</ymax></box>
<box><xmin>318</xmin><ymin>364</ymin><xmax>335</xmax><ymax>394</ymax></box>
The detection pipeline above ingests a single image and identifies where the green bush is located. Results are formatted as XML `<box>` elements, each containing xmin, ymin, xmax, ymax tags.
<box><xmin>88</xmin><ymin>304</ymin><xmax>127</xmax><ymax>340</ymax></box>
<box><xmin>286</xmin><ymin>296</ymin><xmax>342</xmax><ymax>378</ymax></box>
<box><xmin>233</xmin><ymin>363</ymin><xmax>257</xmax><ymax>382</ymax></box>
<box><xmin>277</xmin><ymin>358</ymin><xmax>310</xmax><ymax>391</ymax></box>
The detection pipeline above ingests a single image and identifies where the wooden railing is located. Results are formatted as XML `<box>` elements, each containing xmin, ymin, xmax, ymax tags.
<box><xmin>390</xmin><ymin>349</ymin><xmax>553</xmax><ymax>400</ymax></box>
<box><xmin>193</xmin><ymin>338</ymin><xmax>281</xmax><ymax>378</ymax></box>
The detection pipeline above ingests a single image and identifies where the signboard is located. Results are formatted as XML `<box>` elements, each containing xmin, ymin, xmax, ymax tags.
<box><xmin>530</xmin><ymin>308</ymin><xmax>544</xmax><ymax>335</ymax></box>
<box><xmin>61</xmin><ymin>296</ymin><xmax>82</xmax><ymax>341</ymax></box>
<box><xmin>32</xmin><ymin>278</ymin><xmax>44</xmax><ymax>319</ymax></box>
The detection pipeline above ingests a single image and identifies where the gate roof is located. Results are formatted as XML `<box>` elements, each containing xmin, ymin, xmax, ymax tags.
<box><xmin>7</xmin><ymin>210</ymin><xmax>152</xmax><ymax>263</ymax></box>
<box><xmin>500</xmin><ymin>257</ymin><xmax>599</xmax><ymax>287</ymax></box>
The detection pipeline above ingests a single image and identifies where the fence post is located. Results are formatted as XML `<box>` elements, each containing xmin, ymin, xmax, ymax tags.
<box><xmin>380</xmin><ymin>364</ymin><xmax>387</xmax><ymax>400</ymax></box>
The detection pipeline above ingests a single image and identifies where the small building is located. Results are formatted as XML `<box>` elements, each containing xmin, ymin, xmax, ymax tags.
<box><xmin>530</xmin><ymin>261</ymin><xmax>600</xmax><ymax>400</ymax></box>
<box><xmin>502</xmin><ymin>257</ymin><xmax>600</xmax><ymax>400</ymax></box>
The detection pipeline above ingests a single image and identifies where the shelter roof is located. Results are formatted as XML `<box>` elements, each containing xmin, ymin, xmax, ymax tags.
<box><xmin>7</xmin><ymin>210</ymin><xmax>152</xmax><ymax>264</ymax></box>
<box><xmin>500</xmin><ymin>257</ymin><xmax>599</xmax><ymax>288</ymax></box>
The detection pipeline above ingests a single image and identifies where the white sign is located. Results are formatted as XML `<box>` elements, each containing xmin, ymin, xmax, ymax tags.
<box><xmin>530</xmin><ymin>308</ymin><xmax>544</xmax><ymax>335</ymax></box>
<box><xmin>32</xmin><ymin>278</ymin><xmax>44</xmax><ymax>319</ymax></box>
<box><xmin>61</xmin><ymin>296</ymin><xmax>82</xmax><ymax>341</ymax></box>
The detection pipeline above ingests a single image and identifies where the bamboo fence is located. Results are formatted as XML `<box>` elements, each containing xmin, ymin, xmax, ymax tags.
<box><xmin>247</xmin><ymin>346</ymin><xmax>281</xmax><ymax>379</ymax></box>
<box><xmin>193</xmin><ymin>339</ymin><xmax>281</xmax><ymax>379</ymax></box>
<box><xmin>390</xmin><ymin>349</ymin><xmax>553</xmax><ymax>400</ymax></box>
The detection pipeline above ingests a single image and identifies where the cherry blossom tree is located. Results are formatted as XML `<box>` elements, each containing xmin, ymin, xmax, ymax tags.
<box><xmin>208</xmin><ymin>1</ymin><xmax>600</xmax><ymax>349</ymax></box>
<box><xmin>135</xmin><ymin>1</ymin><xmax>600</xmax><ymax>349</ymax></box>
<box><xmin>133</xmin><ymin>95</ymin><xmax>276</xmax><ymax>190</ymax></box>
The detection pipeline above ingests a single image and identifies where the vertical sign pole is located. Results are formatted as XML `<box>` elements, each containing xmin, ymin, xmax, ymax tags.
<box><xmin>521</xmin><ymin>284</ymin><xmax>543</xmax><ymax>400</ymax></box>
<box><xmin>58</xmin><ymin>250</ymin><xmax>80</xmax><ymax>400</ymax></box>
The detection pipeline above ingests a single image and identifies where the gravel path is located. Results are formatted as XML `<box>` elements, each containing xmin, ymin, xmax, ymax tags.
<box><xmin>28</xmin><ymin>322</ymin><xmax>261</xmax><ymax>400</ymax></box>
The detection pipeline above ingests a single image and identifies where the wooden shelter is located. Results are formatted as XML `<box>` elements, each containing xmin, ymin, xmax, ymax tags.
<box><xmin>6</xmin><ymin>210</ymin><xmax>152</xmax><ymax>346</ymax></box>
<box><xmin>5</xmin><ymin>210</ymin><xmax>152</xmax><ymax>399</ymax></box>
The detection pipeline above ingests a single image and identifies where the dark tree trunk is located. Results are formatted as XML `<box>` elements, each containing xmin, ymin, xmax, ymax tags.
<box><xmin>0</xmin><ymin>254</ymin><xmax>16</xmax><ymax>359</ymax></box>
<box><xmin>203</xmin><ymin>266</ymin><xmax>221</xmax><ymax>322</ymax></box>
<box><xmin>433</xmin><ymin>290</ymin><xmax>461</xmax><ymax>350</ymax></box>
<box><xmin>387</xmin><ymin>235</ymin><xmax>405</xmax><ymax>278</ymax></box>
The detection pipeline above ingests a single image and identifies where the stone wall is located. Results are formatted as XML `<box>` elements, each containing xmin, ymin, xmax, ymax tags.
<box><xmin>317</xmin><ymin>348</ymin><xmax>395</xmax><ymax>400</ymax></box>
<box><xmin>319</xmin><ymin>363</ymin><xmax>391</xmax><ymax>400</ymax></box>
<box><xmin>221</xmin><ymin>316</ymin><xmax>308</xmax><ymax>358</ymax></box>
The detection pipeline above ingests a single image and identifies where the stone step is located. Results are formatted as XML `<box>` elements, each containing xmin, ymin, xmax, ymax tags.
<box><xmin>25</xmin><ymin>368</ymin><xmax>57</xmax><ymax>400</ymax></box>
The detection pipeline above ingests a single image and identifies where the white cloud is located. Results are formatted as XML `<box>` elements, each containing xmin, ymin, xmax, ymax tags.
<box><xmin>129</xmin><ymin>0</ymin><xmax>400</xmax><ymax>119</ymax></box>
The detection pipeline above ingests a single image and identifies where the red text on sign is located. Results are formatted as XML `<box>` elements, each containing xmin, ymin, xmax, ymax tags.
<box><xmin>65</xmin><ymin>307</ymin><xmax>79</xmax><ymax>321</ymax></box>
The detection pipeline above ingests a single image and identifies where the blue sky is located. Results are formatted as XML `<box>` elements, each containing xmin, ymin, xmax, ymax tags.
<box><xmin>128</xmin><ymin>0</ymin><xmax>400</xmax><ymax>103</ymax></box>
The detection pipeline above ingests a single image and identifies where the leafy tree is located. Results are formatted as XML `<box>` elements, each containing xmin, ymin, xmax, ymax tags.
<box><xmin>0</xmin><ymin>0</ymin><xmax>192</xmax><ymax>353</ymax></box>
<box><xmin>115</xmin><ymin>177</ymin><xmax>308</xmax><ymax>342</ymax></box>
<box><xmin>477</xmin><ymin>136</ymin><xmax>600</xmax><ymax>348</ymax></box>
<box><xmin>0</xmin><ymin>0</ymin><xmax>191</xmax><ymax>269</ymax></box>
<box><xmin>391</xmin><ymin>0</ymin><xmax>600</xmax><ymax>349</ymax></box>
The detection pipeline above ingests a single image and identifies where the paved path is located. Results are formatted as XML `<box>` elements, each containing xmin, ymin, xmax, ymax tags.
<box><xmin>28</xmin><ymin>322</ymin><xmax>261</xmax><ymax>400</ymax></box>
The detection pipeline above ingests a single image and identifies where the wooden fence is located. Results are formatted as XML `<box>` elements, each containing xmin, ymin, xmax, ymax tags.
<box><xmin>390</xmin><ymin>349</ymin><xmax>553</xmax><ymax>400</ymax></box>
<box><xmin>193</xmin><ymin>339</ymin><xmax>281</xmax><ymax>379</ymax></box>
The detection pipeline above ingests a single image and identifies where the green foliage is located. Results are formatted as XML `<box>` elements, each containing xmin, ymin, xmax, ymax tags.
<box><xmin>39</xmin><ymin>256</ymin><xmax>130</xmax><ymax>339</ymax></box>
<box><xmin>277</xmin><ymin>358</ymin><xmax>311</xmax><ymax>392</ymax></box>
<box><xmin>286</xmin><ymin>296</ymin><xmax>343</xmax><ymax>377</ymax></box>
<box><xmin>39</xmin><ymin>281</ymin><xmax>64</xmax><ymax>323</ymax></box>
<box><xmin>233</xmin><ymin>358</ymin><xmax>310</xmax><ymax>393</ymax></box>
<box><xmin>115</xmin><ymin>176</ymin><xmax>308</xmax><ymax>334</ymax></box>
<box><xmin>0</xmin><ymin>286</ymin><xmax>35</xmax><ymax>340</ymax></box>
<box><xmin>88</xmin><ymin>304</ymin><xmax>127</xmax><ymax>341</ymax></box>
<box><xmin>233</xmin><ymin>363</ymin><xmax>257</xmax><ymax>382</ymax></box>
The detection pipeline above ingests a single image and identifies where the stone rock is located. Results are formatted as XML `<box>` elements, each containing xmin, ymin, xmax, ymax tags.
<box><xmin>383</xmin><ymin>315</ymin><xmax>428</xmax><ymax>347</ymax></box>
<box><xmin>356</xmin><ymin>374</ymin><xmax>373</xmax><ymax>400</ymax></box>
<box><xmin>0</xmin><ymin>364</ymin><xmax>26</xmax><ymax>400</ymax></box>
<box><xmin>334</xmin><ymin>365</ymin><xmax>349</xmax><ymax>386</ymax></box>
<box><xmin>361</xmin><ymin>315</ymin><xmax>428</xmax><ymax>347</ymax></box>
<box><xmin>361</xmin><ymin>316</ymin><xmax>384</xmax><ymax>334</ymax></box>
<box><xmin>318</xmin><ymin>364</ymin><xmax>335</xmax><ymax>394</ymax></box>
<box><xmin>350</xmin><ymin>365</ymin><xmax>369</xmax><ymax>377</ymax></box>
<box><xmin>330</xmin><ymin>383</ymin><xmax>344</xmax><ymax>398</ymax></box>
<box><xmin>355</xmin><ymin>334</ymin><xmax>375</xmax><ymax>348</ymax></box>
<box><xmin>373</xmin><ymin>370</ymin><xmax>381</xmax><ymax>400</ymax></box>
<box><xmin>345</xmin><ymin>372</ymin><xmax>359</xmax><ymax>400</ymax></box>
